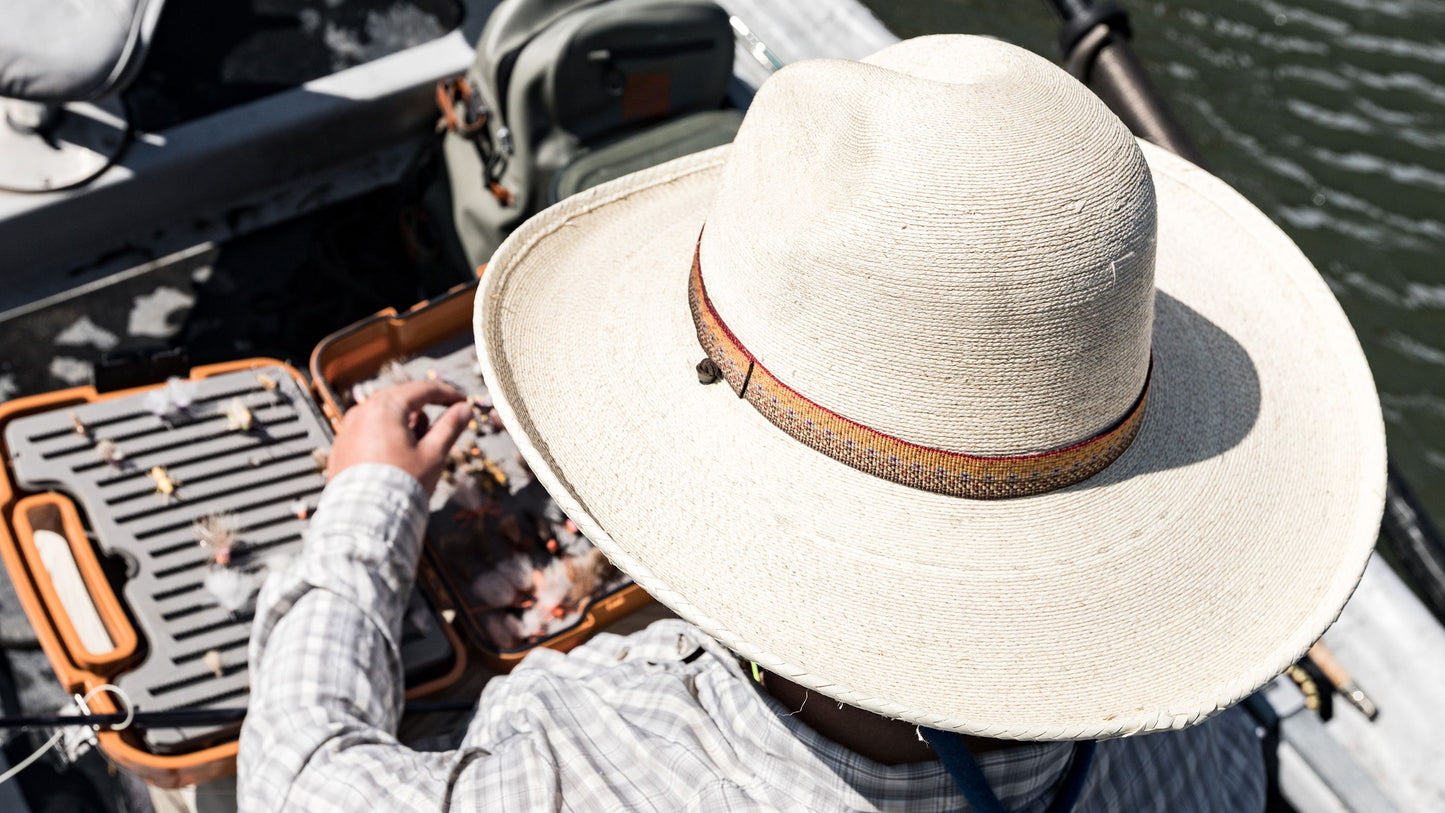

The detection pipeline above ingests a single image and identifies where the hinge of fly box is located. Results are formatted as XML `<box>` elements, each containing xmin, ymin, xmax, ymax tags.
<box><xmin>92</xmin><ymin>345</ymin><xmax>191</xmax><ymax>393</ymax></box>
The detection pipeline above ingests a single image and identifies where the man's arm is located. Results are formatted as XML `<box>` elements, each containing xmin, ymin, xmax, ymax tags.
<box><xmin>238</xmin><ymin>383</ymin><xmax>485</xmax><ymax>812</ymax></box>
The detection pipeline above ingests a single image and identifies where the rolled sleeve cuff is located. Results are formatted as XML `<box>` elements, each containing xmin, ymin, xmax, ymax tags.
<box><xmin>307</xmin><ymin>462</ymin><xmax>430</xmax><ymax>598</ymax></box>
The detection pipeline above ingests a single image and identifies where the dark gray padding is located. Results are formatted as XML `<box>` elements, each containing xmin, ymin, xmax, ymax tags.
<box><xmin>471</xmin><ymin>0</ymin><xmax>607</xmax><ymax>122</ymax></box>
<box><xmin>551</xmin><ymin>108</ymin><xmax>742</xmax><ymax>202</ymax></box>
<box><xmin>0</xmin><ymin>0</ymin><xmax>164</xmax><ymax>102</ymax></box>
<box><xmin>5</xmin><ymin>367</ymin><xmax>453</xmax><ymax>752</ymax></box>
<box><xmin>545</xmin><ymin>1</ymin><xmax>734</xmax><ymax>141</ymax></box>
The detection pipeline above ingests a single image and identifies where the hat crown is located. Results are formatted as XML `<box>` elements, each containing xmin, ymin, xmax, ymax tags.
<box><xmin>700</xmin><ymin>35</ymin><xmax>1156</xmax><ymax>456</ymax></box>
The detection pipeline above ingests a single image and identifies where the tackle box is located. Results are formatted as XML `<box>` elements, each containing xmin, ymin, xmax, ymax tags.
<box><xmin>0</xmin><ymin>280</ymin><xmax>651</xmax><ymax>787</ymax></box>
<box><xmin>0</xmin><ymin>360</ymin><xmax>466</xmax><ymax>786</ymax></box>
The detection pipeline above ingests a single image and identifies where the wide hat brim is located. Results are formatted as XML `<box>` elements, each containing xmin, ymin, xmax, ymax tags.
<box><xmin>475</xmin><ymin>141</ymin><xmax>1385</xmax><ymax>740</ymax></box>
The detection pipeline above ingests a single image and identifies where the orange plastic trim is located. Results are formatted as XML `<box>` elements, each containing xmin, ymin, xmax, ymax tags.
<box><xmin>11</xmin><ymin>494</ymin><xmax>139</xmax><ymax>673</ymax></box>
<box><xmin>480</xmin><ymin>583</ymin><xmax>658</xmax><ymax>670</ymax></box>
<box><xmin>406</xmin><ymin>549</ymin><xmax>470</xmax><ymax>697</ymax></box>
<box><xmin>309</xmin><ymin>279</ymin><xmax>480</xmax><ymax>428</ymax></box>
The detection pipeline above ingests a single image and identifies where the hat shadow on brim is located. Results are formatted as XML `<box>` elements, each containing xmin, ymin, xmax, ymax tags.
<box><xmin>1071</xmin><ymin>290</ymin><xmax>1260</xmax><ymax>494</ymax></box>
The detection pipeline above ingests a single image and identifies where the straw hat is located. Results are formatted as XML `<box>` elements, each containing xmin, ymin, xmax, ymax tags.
<box><xmin>474</xmin><ymin>35</ymin><xmax>1385</xmax><ymax>739</ymax></box>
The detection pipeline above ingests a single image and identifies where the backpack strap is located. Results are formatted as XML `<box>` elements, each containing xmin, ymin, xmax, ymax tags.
<box><xmin>921</xmin><ymin>729</ymin><xmax>1096</xmax><ymax>813</ymax></box>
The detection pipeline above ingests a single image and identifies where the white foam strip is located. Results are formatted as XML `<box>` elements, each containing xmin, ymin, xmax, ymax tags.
<box><xmin>33</xmin><ymin>529</ymin><xmax>115</xmax><ymax>655</ymax></box>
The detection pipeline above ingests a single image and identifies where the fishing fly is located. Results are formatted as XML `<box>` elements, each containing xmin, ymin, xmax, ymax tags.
<box><xmin>149</xmin><ymin>466</ymin><xmax>180</xmax><ymax>504</ymax></box>
<box><xmin>202</xmin><ymin>649</ymin><xmax>225</xmax><ymax>679</ymax></box>
<box><xmin>195</xmin><ymin>513</ymin><xmax>240</xmax><ymax>566</ymax></box>
<box><xmin>224</xmin><ymin>397</ymin><xmax>253</xmax><ymax>432</ymax></box>
<box><xmin>144</xmin><ymin>377</ymin><xmax>198</xmax><ymax>422</ymax></box>
<box><xmin>95</xmin><ymin>439</ymin><xmax>125</xmax><ymax>466</ymax></box>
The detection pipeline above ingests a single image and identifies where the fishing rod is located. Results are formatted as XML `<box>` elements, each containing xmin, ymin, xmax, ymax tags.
<box><xmin>0</xmin><ymin>699</ymin><xmax>479</xmax><ymax>732</ymax></box>
<box><xmin>0</xmin><ymin>693</ymin><xmax>477</xmax><ymax>787</ymax></box>
<box><xmin>1043</xmin><ymin>0</ymin><xmax>1445</xmax><ymax>623</ymax></box>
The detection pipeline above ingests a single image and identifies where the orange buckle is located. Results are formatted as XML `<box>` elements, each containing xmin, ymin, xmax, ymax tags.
<box><xmin>435</xmin><ymin>77</ymin><xmax>488</xmax><ymax>136</ymax></box>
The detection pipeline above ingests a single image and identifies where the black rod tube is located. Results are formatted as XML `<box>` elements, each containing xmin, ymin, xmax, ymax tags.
<box><xmin>1047</xmin><ymin>0</ymin><xmax>1097</xmax><ymax>20</ymax></box>
<box><xmin>1042</xmin><ymin>0</ymin><xmax>1203</xmax><ymax>161</ymax></box>
<box><xmin>0</xmin><ymin>700</ymin><xmax>479</xmax><ymax>732</ymax></box>
<box><xmin>1382</xmin><ymin>463</ymin><xmax>1445</xmax><ymax>616</ymax></box>
<box><xmin>1082</xmin><ymin>42</ymin><xmax>1204</xmax><ymax>164</ymax></box>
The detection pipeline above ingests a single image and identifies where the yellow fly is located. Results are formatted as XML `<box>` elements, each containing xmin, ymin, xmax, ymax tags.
<box><xmin>150</xmin><ymin>466</ymin><xmax>180</xmax><ymax>503</ymax></box>
<box><xmin>481</xmin><ymin>458</ymin><xmax>509</xmax><ymax>488</ymax></box>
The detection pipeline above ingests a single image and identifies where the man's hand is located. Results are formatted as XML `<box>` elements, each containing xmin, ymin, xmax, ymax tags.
<box><xmin>329</xmin><ymin>381</ymin><xmax>472</xmax><ymax>494</ymax></box>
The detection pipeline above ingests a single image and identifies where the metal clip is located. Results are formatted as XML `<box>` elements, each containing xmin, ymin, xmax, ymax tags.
<box><xmin>435</xmin><ymin>77</ymin><xmax>489</xmax><ymax>136</ymax></box>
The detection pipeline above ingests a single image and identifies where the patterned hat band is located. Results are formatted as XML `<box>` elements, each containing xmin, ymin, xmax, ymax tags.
<box><xmin>688</xmin><ymin>241</ymin><xmax>1152</xmax><ymax>499</ymax></box>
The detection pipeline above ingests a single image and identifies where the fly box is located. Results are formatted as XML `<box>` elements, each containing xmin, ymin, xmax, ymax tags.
<box><xmin>0</xmin><ymin>360</ymin><xmax>466</xmax><ymax>786</ymax></box>
<box><xmin>310</xmin><ymin>280</ymin><xmax>653</xmax><ymax>671</ymax></box>
<box><xmin>0</xmin><ymin>282</ymin><xmax>651</xmax><ymax>787</ymax></box>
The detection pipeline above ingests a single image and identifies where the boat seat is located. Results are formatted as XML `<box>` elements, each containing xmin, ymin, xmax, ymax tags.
<box><xmin>0</xmin><ymin>0</ymin><xmax>166</xmax><ymax>102</ymax></box>
<box><xmin>0</xmin><ymin>0</ymin><xmax>168</xmax><ymax>103</ymax></box>
<box><xmin>0</xmin><ymin>0</ymin><xmax>167</xmax><ymax>192</ymax></box>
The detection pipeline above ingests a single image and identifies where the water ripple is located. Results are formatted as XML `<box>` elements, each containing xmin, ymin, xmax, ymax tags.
<box><xmin>1274</xmin><ymin>63</ymin><xmax>1352</xmax><ymax>89</ymax></box>
<box><xmin>1307</xmin><ymin>147</ymin><xmax>1445</xmax><ymax>194</ymax></box>
<box><xmin>1318</xmin><ymin>188</ymin><xmax>1445</xmax><ymax>243</ymax></box>
<box><xmin>1286</xmin><ymin>99</ymin><xmax>1376</xmax><ymax>134</ymax></box>
<box><xmin>1255</xmin><ymin>0</ymin><xmax>1353</xmax><ymax>35</ymax></box>
<box><xmin>1278</xmin><ymin>205</ymin><xmax>1429</xmax><ymax>250</ymax></box>
<box><xmin>1339</xmin><ymin>65</ymin><xmax>1445</xmax><ymax>105</ymax></box>
<box><xmin>1255</xmin><ymin>31</ymin><xmax>1332</xmax><ymax>54</ymax></box>
<box><xmin>1403</xmin><ymin>284</ymin><xmax>1445</xmax><ymax>310</ymax></box>
<box><xmin>1355</xmin><ymin>98</ymin><xmax>1423</xmax><ymax>126</ymax></box>
<box><xmin>1317</xmin><ymin>0</ymin><xmax>1445</xmax><ymax>19</ymax></box>
<box><xmin>1343</xmin><ymin>33</ymin><xmax>1445</xmax><ymax>65</ymax></box>
<box><xmin>1386</xmin><ymin>333</ymin><xmax>1445</xmax><ymax>368</ymax></box>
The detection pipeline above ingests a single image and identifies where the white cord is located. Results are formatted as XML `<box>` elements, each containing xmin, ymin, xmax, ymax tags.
<box><xmin>0</xmin><ymin>683</ymin><xmax>133</xmax><ymax>787</ymax></box>
<box><xmin>781</xmin><ymin>689</ymin><xmax>809</xmax><ymax>718</ymax></box>
<box><xmin>0</xmin><ymin>730</ymin><xmax>63</xmax><ymax>786</ymax></box>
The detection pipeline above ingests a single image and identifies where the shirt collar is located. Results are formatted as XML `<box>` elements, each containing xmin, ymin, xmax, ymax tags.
<box><xmin>681</xmin><ymin>626</ymin><xmax>1076</xmax><ymax>810</ymax></box>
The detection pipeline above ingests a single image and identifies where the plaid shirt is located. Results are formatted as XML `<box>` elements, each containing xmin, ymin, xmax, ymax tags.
<box><xmin>238</xmin><ymin>464</ymin><xmax>1265</xmax><ymax>812</ymax></box>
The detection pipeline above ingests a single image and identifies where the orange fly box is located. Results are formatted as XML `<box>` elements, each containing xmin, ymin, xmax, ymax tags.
<box><xmin>310</xmin><ymin>279</ymin><xmax>653</xmax><ymax>672</ymax></box>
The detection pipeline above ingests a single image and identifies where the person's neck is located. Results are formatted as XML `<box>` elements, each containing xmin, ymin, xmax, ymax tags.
<box><xmin>760</xmin><ymin>670</ymin><xmax>1017</xmax><ymax>766</ymax></box>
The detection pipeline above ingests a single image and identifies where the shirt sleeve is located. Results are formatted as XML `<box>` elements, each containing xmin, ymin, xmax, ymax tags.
<box><xmin>237</xmin><ymin>463</ymin><xmax>487</xmax><ymax>812</ymax></box>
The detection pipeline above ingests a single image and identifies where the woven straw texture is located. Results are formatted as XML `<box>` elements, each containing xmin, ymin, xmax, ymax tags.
<box><xmin>475</xmin><ymin>36</ymin><xmax>1386</xmax><ymax>740</ymax></box>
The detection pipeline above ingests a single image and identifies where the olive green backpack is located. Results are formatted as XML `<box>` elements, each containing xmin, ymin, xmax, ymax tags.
<box><xmin>442</xmin><ymin>0</ymin><xmax>742</xmax><ymax>268</ymax></box>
